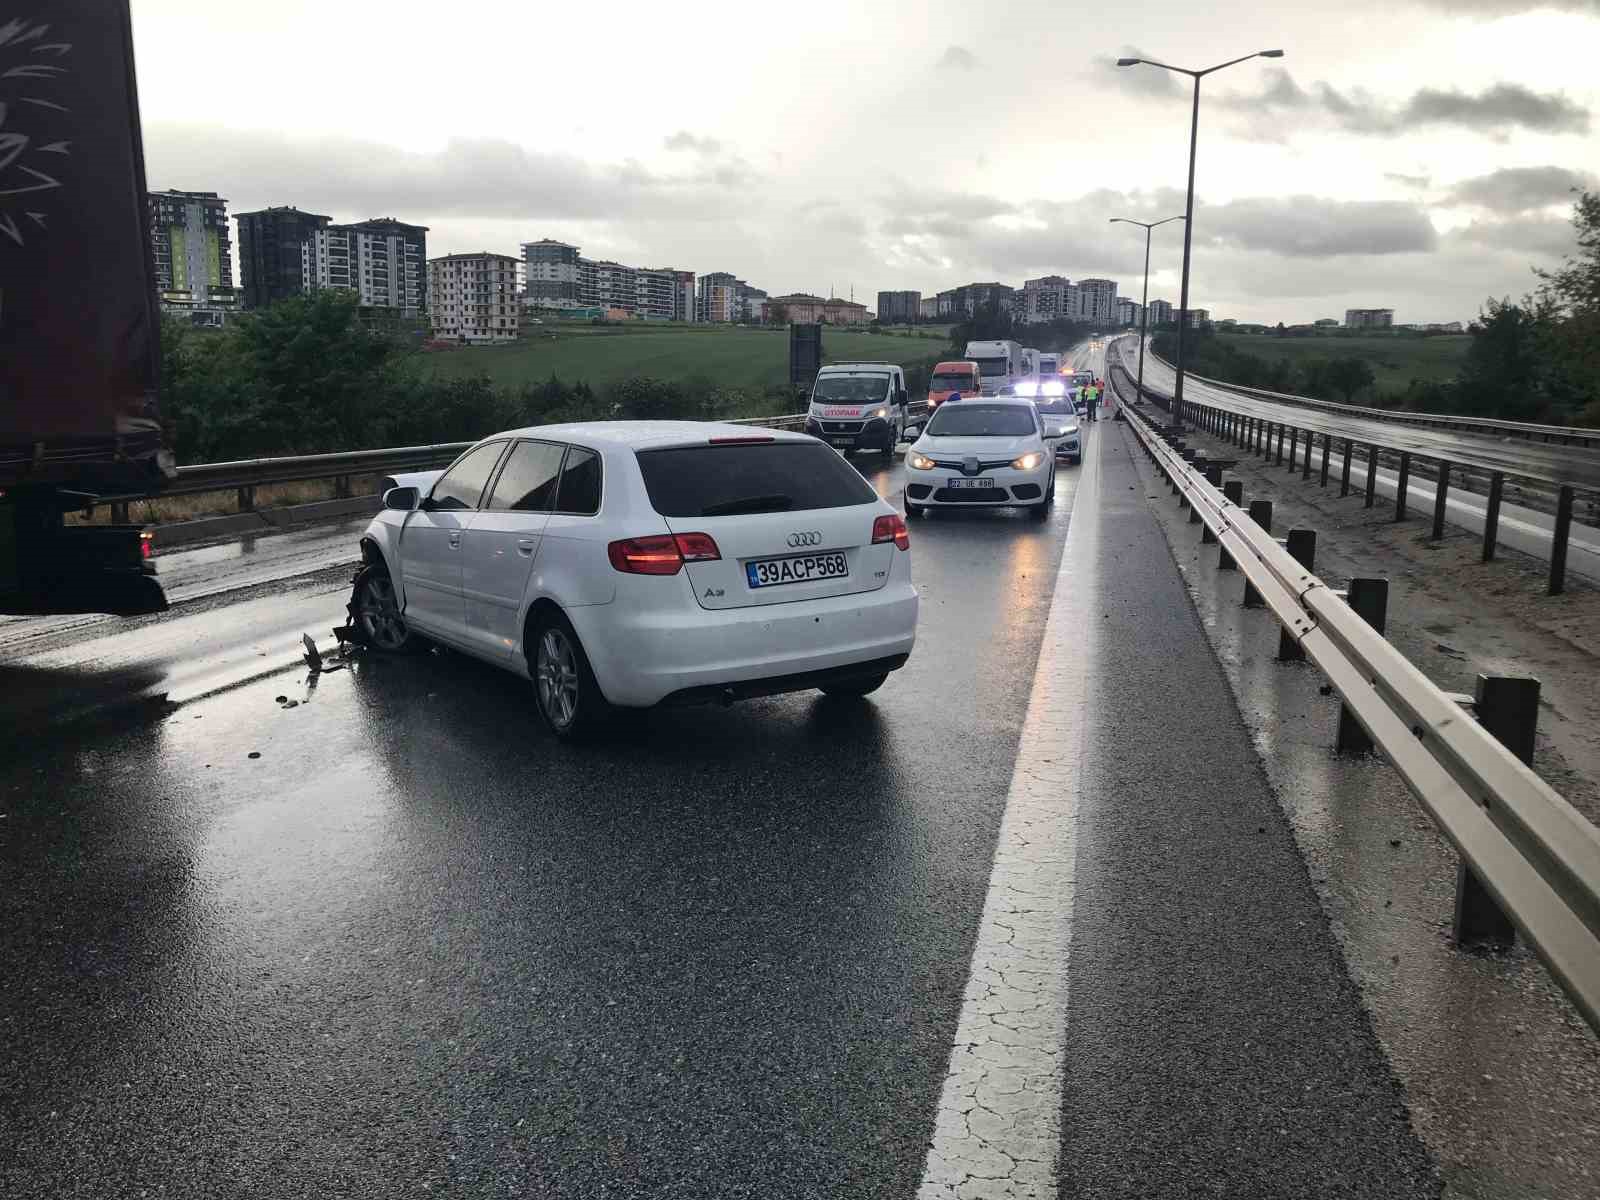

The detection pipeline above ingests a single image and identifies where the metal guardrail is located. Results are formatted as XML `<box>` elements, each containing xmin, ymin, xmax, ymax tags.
<box><xmin>98</xmin><ymin>404</ymin><xmax>929</xmax><ymax>520</ymax></box>
<box><xmin>1112</xmin><ymin>371</ymin><xmax>1600</xmax><ymax>1036</ymax></box>
<box><xmin>1135</xmin><ymin>340</ymin><xmax>1600</xmax><ymax>448</ymax></box>
<box><xmin>1113</xmin><ymin>337</ymin><xmax>1596</xmax><ymax>594</ymax></box>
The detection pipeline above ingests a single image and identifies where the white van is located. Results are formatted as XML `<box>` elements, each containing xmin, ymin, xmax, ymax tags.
<box><xmin>803</xmin><ymin>362</ymin><xmax>909</xmax><ymax>457</ymax></box>
<box><xmin>962</xmin><ymin>340</ymin><xmax>1024</xmax><ymax>396</ymax></box>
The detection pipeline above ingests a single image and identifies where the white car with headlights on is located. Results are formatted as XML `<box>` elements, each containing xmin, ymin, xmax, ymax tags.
<box><xmin>349</xmin><ymin>423</ymin><xmax>918</xmax><ymax>741</ymax></box>
<box><xmin>1023</xmin><ymin>379</ymin><xmax>1082</xmax><ymax>465</ymax></box>
<box><xmin>902</xmin><ymin>398</ymin><xmax>1062</xmax><ymax>520</ymax></box>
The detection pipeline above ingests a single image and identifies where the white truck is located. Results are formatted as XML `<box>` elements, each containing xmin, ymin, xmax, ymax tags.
<box><xmin>802</xmin><ymin>362</ymin><xmax>909</xmax><ymax>457</ymax></box>
<box><xmin>962</xmin><ymin>340</ymin><xmax>1025</xmax><ymax>396</ymax></box>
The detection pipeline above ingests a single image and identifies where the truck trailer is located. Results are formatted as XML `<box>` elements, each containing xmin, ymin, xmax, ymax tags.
<box><xmin>0</xmin><ymin>2</ymin><xmax>169</xmax><ymax>616</ymax></box>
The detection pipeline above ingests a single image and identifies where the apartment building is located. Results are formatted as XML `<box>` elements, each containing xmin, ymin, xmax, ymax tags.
<box><xmin>918</xmin><ymin>295</ymin><xmax>940</xmax><ymax>320</ymax></box>
<box><xmin>1017</xmin><ymin>276</ymin><xmax>1076</xmax><ymax>324</ymax></box>
<box><xmin>149</xmin><ymin>189</ymin><xmax>238</xmax><ymax>322</ymax></box>
<box><xmin>236</xmin><ymin>208</ymin><xmax>427</xmax><ymax>316</ymax></box>
<box><xmin>429</xmin><ymin>252</ymin><xmax>519</xmax><ymax>343</ymax></box>
<box><xmin>522</xmin><ymin>240</ymin><xmax>694</xmax><ymax>320</ymax></box>
<box><xmin>237</xmin><ymin>206</ymin><xmax>331</xmax><ymax>310</ymax></box>
<box><xmin>1145</xmin><ymin>299</ymin><xmax>1175</xmax><ymax>327</ymax></box>
<box><xmin>1072</xmin><ymin>278</ymin><xmax>1119</xmax><ymax>326</ymax></box>
<box><xmin>523</xmin><ymin>239</ymin><xmax>581</xmax><ymax>307</ymax></box>
<box><xmin>1180</xmin><ymin>308</ymin><xmax>1211</xmax><ymax>328</ymax></box>
<box><xmin>876</xmin><ymin>290</ymin><xmax>921</xmax><ymax>323</ymax></box>
<box><xmin>1115</xmin><ymin>298</ymin><xmax>1140</xmax><ymax>327</ymax></box>
<box><xmin>1345</xmin><ymin>308</ymin><xmax>1395</xmax><ymax>329</ymax></box>
<box><xmin>934</xmin><ymin>282</ymin><xmax>1015</xmax><ymax>318</ymax></box>
<box><xmin>697</xmin><ymin>271</ymin><xmax>766</xmax><ymax>322</ymax></box>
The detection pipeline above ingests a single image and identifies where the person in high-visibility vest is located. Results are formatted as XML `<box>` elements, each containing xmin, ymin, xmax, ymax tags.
<box><xmin>1085</xmin><ymin>383</ymin><xmax>1100</xmax><ymax>422</ymax></box>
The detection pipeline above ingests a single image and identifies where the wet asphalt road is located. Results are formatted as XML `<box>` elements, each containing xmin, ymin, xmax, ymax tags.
<box><xmin>1</xmin><ymin>453</ymin><xmax>1076</xmax><ymax>1198</ymax></box>
<box><xmin>1</xmin><ymin>423</ymin><xmax>1439</xmax><ymax>1197</ymax></box>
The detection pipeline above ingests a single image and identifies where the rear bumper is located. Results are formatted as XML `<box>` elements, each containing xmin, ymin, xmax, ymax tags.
<box><xmin>569</xmin><ymin>575</ymin><xmax>919</xmax><ymax>708</ymax></box>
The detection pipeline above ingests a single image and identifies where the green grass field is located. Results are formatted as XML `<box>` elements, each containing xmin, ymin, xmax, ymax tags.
<box><xmin>1215</xmin><ymin>332</ymin><xmax>1470</xmax><ymax>385</ymax></box>
<box><xmin>423</xmin><ymin>325</ymin><xmax>953</xmax><ymax>396</ymax></box>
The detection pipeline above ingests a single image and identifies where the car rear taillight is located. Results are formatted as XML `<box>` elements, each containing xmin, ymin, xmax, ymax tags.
<box><xmin>673</xmin><ymin>532</ymin><xmax>721</xmax><ymax>562</ymax></box>
<box><xmin>607</xmin><ymin>532</ymin><xmax>721</xmax><ymax>574</ymax></box>
<box><xmin>872</xmin><ymin>514</ymin><xmax>910</xmax><ymax>551</ymax></box>
<box><xmin>140</xmin><ymin>530</ymin><xmax>154</xmax><ymax>559</ymax></box>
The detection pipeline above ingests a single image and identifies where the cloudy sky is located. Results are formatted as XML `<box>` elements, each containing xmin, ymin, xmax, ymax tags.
<box><xmin>130</xmin><ymin>0</ymin><xmax>1599</xmax><ymax>324</ymax></box>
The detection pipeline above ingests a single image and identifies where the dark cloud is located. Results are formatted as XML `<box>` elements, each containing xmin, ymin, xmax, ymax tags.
<box><xmin>1448</xmin><ymin>215</ymin><xmax>1579</xmax><ymax>258</ymax></box>
<box><xmin>146</xmin><ymin>124</ymin><xmax>757</xmax><ymax>224</ymax></box>
<box><xmin>1218</xmin><ymin>69</ymin><xmax>1589</xmax><ymax>137</ymax></box>
<box><xmin>1447</xmin><ymin>165</ymin><xmax>1594</xmax><ymax>212</ymax></box>
<box><xmin>664</xmin><ymin>130</ymin><xmax>721</xmax><ymax>154</ymax></box>
<box><xmin>936</xmin><ymin>46</ymin><xmax>978</xmax><ymax>71</ymax></box>
<box><xmin>1200</xmin><ymin>197</ymin><xmax>1438</xmax><ymax>256</ymax></box>
<box><xmin>1098</xmin><ymin>47</ymin><xmax>1184</xmax><ymax>99</ymax></box>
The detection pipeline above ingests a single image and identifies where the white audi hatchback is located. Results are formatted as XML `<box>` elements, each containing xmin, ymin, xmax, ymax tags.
<box><xmin>350</xmin><ymin>423</ymin><xmax>918</xmax><ymax>740</ymax></box>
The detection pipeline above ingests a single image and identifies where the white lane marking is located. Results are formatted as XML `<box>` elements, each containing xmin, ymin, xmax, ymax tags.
<box><xmin>916</xmin><ymin>435</ymin><xmax>1101</xmax><ymax>1199</ymax></box>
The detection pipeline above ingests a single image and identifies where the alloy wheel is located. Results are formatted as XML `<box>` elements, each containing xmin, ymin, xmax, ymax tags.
<box><xmin>357</xmin><ymin>574</ymin><xmax>409</xmax><ymax>651</ymax></box>
<box><xmin>536</xmin><ymin>627</ymin><xmax>580</xmax><ymax>730</ymax></box>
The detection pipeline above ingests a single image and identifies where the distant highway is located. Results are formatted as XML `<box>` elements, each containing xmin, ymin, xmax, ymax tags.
<box><xmin>1122</xmin><ymin>340</ymin><xmax>1600</xmax><ymax>582</ymax></box>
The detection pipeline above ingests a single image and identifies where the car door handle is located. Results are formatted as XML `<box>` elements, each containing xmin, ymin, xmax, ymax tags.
<box><xmin>448</xmin><ymin>533</ymin><xmax>461</xmax><ymax>548</ymax></box>
<box><xmin>516</xmin><ymin>539</ymin><xmax>536</xmax><ymax>556</ymax></box>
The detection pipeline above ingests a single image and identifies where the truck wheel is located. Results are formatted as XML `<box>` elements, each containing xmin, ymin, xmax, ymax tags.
<box><xmin>349</xmin><ymin>563</ymin><xmax>428</xmax><ymax>654</ymax></box>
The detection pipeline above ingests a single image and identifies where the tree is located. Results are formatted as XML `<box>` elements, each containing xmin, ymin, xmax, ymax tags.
<box><xmin>768</xmin><ymin>303</ymin><xmax>790</xmax><ymax>327</ymax></box>
<box><xmin>1324</xmin><ymin>357</ymin><xmax>1376</xmax><ymax>404</ymax></box>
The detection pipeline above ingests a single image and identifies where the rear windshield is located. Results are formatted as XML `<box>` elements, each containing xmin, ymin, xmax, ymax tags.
<box><xmin>971</xmin><ymin>356</ymin><xmax>1009</xmax><ymax>378</ymax></box>
<box><xmin>930</xmin><ymin>371</ymin><xmax>976</xmax><ymax>391</ymax></box>
<box><xmin>926</xmin><ymin>405</ymin><xmax>1038</xmax><ymax>437</ymax></box>
<box><xmin>636</xmin><ymin>442</ymin><xmax>878</xmax><ymax>517</ymax></box>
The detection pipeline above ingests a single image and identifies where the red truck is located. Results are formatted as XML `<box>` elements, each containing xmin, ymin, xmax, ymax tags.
<box><xmin>0</xmin><ymin>2</ymin><xmax>169</xmax><ymax>616</ymax></box>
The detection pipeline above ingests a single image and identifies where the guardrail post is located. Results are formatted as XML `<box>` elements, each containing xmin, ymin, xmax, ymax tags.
<box><xmin>1482</xmin><ymin>472</ymin><xmax>1504</xmax><ymax>562</ymax></box>
<box><xmin>1286</xmin><ymin>427</ymin><xmax>1298</xmax><ymax>472</ymax></box>
<box><xmin>1335</xmin><ymin>579</ymin><xmax>1388</xmax><ymax>754</ymax></box>
<box><xmin>1364</xmin><ymin>445</ymin><xmax>1378</xmax><ymax>509</ymax></box>
<box><xmin>1243</xmin><ymin>501</ymin><xmax>1272</xmax><ymax>607</ymax></box>
<box><xmin>1549</xmin><ymin>486</ymin><xmax>1574</xmax><ymax>596</ymax></box>
<box><xmin>1341</xmin><ymin>439</ymin><xmax>1353</xmax><ymax>498</ymax></box>
<box><xmin>237</xmin><ymin>485</ymin><xmax>256</xmax><ymax>512</ymax></box>
<box><xmin>1201</xmin><ymin>467</ymin><xmax>1222</xmax><ymax>543</ymax></box>
<box><xmin>1394</xmin><ymin>453</ymin><xmax>1411</xmax><ymax>521</ymax></box>
<box><xmin>1275</xmin><ymin>424</ymin><xmax>1285</xmax><ymax>466</ymax></box>
<box><xmin>110</xmin><ymin>501</ymin><xmax>130</xmax><ymax>524</ymax></box>
<box><xmin>1320</xmin><ymin>435</ymin><xmax>1331</xmax><ymax>487</ymax></box>
<box><xmin>1219</xmin><ymin>481</ymin><xmax>1243</xmax><ymax>569</ymax></box>
<box><xmin>1279</xmin><ymin>529</ymin><xmax>1316</xmax><ymax>661</ymax></box>
<box><xmin>1454</xmin><ymin>675</ymin><xmax>1540</xmax><ymax>947</ymax></box>
<box><xmin>335</xmin><ymin>474</ymin><xmax>353</xmax><ymax>499</ymax></box>
<box><xmin>1431</xmin><ymin>461</ymin><xmax>1450</xmax><ymax>540</ymax></box>
<box><xmin>1302</xmin><ymin>433</ymin><xmax>1314</xmax><ymax>480</ymax></box>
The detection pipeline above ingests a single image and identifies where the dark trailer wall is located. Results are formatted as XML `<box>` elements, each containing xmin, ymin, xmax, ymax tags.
<box><xmin>0</xmin><ymin>4</ymin><xmax>167</xmax><ymax>617</ymax></box>
<box><xmin>0</xmin><ymin>2</ymin><xmax>166</xmax><ymax>494</ymax></box>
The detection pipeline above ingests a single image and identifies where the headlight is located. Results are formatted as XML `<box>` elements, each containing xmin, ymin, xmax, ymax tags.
<box><xmin>1011</xmin><ymin>451</ymin><xmax>1044</xmax><ymax>471</ymax></box>
<box><xmin>908</xmin><ymin>452</ymin><xmax>936</xmax><ymax>471</ymax></box>
<box><xmin>1062</xmin><ymin>423</ymin><xmax>1079</xmax><ymax>436</ymax></box>
<box><xmin>1041</xmin><ymin>380</ymin><xmax>1065</xmax><ymax>397</ymax></box>
<box><xmin>1013</xmin><ymin>380</ymin><xmax>1039</xmax><ymax>397</ymax></box>
<box><xmin>873</xmin><ymin>407</ymin><xmax>888</xmax><ymax>419</ymax></box>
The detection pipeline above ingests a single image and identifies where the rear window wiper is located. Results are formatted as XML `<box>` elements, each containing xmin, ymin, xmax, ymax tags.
<box><xmin>700</xmin><ymin>494</ymin><xmax>795</xmax><ymax>516</ymax></box>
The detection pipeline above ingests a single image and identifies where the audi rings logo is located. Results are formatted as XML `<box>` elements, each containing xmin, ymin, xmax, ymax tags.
<box><xmin>786</xmin><ymin>530</ymin><xmax>823</xmax><ymax>547</ymax></box>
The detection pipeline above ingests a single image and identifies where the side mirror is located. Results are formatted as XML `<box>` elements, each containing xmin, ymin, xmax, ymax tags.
<box><xmin>383</xmin><ymin>485</ymin><xmax>421</xmax><ymax>511</ymax></box>
<box><xmin>903</xmin><ymin>423</ymin><xmax>922</xmax><ymax>441</ymax></box>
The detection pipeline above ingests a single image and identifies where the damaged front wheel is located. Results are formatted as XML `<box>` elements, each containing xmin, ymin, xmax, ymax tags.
<box><xmin>348</xmin><ymin>563</ymin><xmax>428</xmax><ymax>654</ymax></box>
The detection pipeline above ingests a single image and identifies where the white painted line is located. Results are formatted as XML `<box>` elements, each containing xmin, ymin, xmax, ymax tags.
<box><xmin>916</xmin><ymin>432</ymin><xmax>1101</xmax><ymax>1199</ymax></box>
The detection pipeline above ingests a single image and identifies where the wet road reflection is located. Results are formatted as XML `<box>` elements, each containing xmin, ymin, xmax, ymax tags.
<box><xmin>0</xmin><ymin>464</ymin><xmax>1081</xmax><ymax>1196</ymax></box>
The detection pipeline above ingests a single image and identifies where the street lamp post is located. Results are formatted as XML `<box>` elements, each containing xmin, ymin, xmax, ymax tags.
<box><xmin>1110</xmin><ymin>215</ymin><xmax>1185</xmax><ymax>414</ymax></box>
<box><xmin>1117</xmin><ymin>48</ymin><xmax>1283</xmax><ymax>430</ymax></box>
